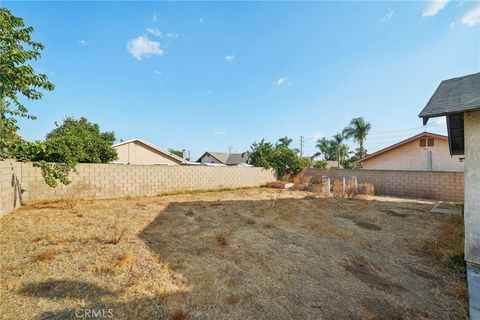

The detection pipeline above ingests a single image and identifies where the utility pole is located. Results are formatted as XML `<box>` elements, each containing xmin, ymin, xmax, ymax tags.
<box><xmin>300</xmin><ymin>136</ymin><xmax>304</xmax><ymax>156</ymax></box>
<box><xmin>229</xmin><ymin>145</ymin><xmax>232</xmax><ymax>154</ymax></box>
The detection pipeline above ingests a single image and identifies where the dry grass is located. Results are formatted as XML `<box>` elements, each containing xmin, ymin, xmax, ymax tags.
<box><xmin>108</xmin><ymin>223</ymin><xmax>127</xmax><ymax>245</ymax></box>
<box><xmin>116</xmin><ymin>251</ymin><xmax>134</xmax><ymax>269</ymax></box>
<box><xmin>227</xmin><ymin>295</ymin><xmax>240</xmax><ymax>304</ymax></box>
<box><xmin>216</xmin><ymin>234</ymin><xmax>228</xmax><ymax>246</ymax></box>
<box><xmin>171</xmin><ymin>309</ymin><xmax>189</xmax><ymax>320</ymax></box>
<box><xmin>332</xmin><ymin>180</ymin><xmax>344</xmax><ymax>198</ymax></box>
<box><xmin>417</xmin><ymin>214</ymin><xmax>465</xmax><ymax>272</ymax></box>
<box><xmin>33</xmin><ymin>249</ymin><xmax>59</xmax><ymax>263</ymax></box>
<box><xmin>0</xmin><ymin>188</ymin><xmax>467</xmax><ymax>319</ymax></box>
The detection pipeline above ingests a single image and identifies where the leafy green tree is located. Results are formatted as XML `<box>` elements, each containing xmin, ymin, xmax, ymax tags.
<box><xmin>0</xmin><ymin>8</ymin><xmax>54</xmax><ymax>120</ymax></box>
<box><xmin>168</xmin><ymin>149</ymin><xmax>184</xmax><ymax>159</ymax></box>
<box><xmin>329</xmin><ymin>133</ymin><xmax>347</xmax><ymax>168</ymax></box>
<box><xmin>313</xmin><ymin>160</ymin><xmax>327</xmax><ymax>169</ymax></box>
<box><xmin>248</xmin><ymin>138</ymin><xmax>308</xmax><ymax>179</ymax></box>
<box><xmin>41</xmin><ymin>117</ymin><xmax>117</xmax><ymax>164</ymax></box>
<box><xmin>342</xmin><ymin>117</ymin><xmax>371</xmax><ymax>159</ymax></box>
<box><xmin>314</xmin><ymin>137</ymin><xmax>332</xmax><ymax>160</ymax></box>
<box><xmin>247</xmin><ymin>139</ymin><xmax>274</xmax><ymax>169</ymax></box>
<box><xmin>0</xmin><ymin>8</ymin><xmax>73</xmax><ymax>187</ymax></box>
<box><xmin>277</xmin><ymin>136</ymin><xmax>293</xmax><ymax>148</ymax></box>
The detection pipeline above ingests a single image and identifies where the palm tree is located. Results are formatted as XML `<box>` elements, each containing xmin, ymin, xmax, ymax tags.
<box><xmin>330</xmin><ymin>133</ymin><xmax>347</xmax><ymax>168</ymax></box>
<box><xmin>342</xmin><ymin>117</ymin><xmax>371</xmax><ymax>158</ymax></box>
<box><xmin>277</xmin><ymin>136</ymin><xmax>292</xmax><ymax>147</ymax></box>
<box><xmin>314</xmin><ymin>137</ymin><xmax>331</xmax><ymax>160</ymax></box>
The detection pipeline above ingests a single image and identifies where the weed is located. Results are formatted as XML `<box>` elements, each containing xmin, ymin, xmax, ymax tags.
<box><xmin>171</xmin><ymin>309</ymin><xmax>189</xmax><ymax>320</ymax></box>
<box><xmin>116</xmin><ymin>251</ymin><xmax>134</xmax><ymax>268</ymax></box>
<box><xmin>33</xmin><ymin>249</ymin><xmax>59</xmax><ymax>263</ymax></box>
<box><xmin>332</xmin><ymin>180</ymin><xmax>344</xmax><ymax>198</ymax></box>
<box><xmin>454</xmin><ymin>280</ymin><xmax>468</xmax><ymax>301</ymax></box>
<box><xmin>107</xmin><ymin>221</ymin><xmax>127</xmax><ymax>245</ymax></box>
<box><xmin>227</xmin><ymin>295</ymin><xmax>240</xmax><ymax>304</ymax></box>
<box><xmin>216</xmin><ymin>234</ymin><xmax>228</xmax><ymax>246</ymax></box>
<box><xmin>158</xmin><ymin>186</ymin><xmax>256</xmax><ymax>197</ymax></box>
<box><xmin>418</xmin><ymin>215</ymin><xmax>465</xmax><ymax>273</ymax></box>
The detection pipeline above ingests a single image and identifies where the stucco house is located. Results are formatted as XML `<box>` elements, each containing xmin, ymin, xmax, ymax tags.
<box><xmin>112</xmin><ymin>139</ymin><xmax>189</xmax><ymax>165</ymax></box>
<box><xmin>197</xmin><ymin>151</ymin><xmax>249</xmax><ymax>166</ymax></box>
<box><xmin>359</xmin><ymin>132</ymin><xmax>464</xmax><ymax>172</ymax></box>
<box><xmin>419</xmin><ymin>72</ymin><xmax>480</xmax><ymax>318</ymax></box>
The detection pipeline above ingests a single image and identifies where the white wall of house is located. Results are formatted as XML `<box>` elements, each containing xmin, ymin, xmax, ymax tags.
<box><xmin>465</xmin><ymin>111</ymin><xmax>480</xmax><ymax>319</ymax></box>
<box><xmin>113</xmin><ymin>141</ymin><xmax>179</xmax><ymax>165</ymax></box>
<box><xmin>361</xmin><ymin>137</ymin><xmax>464</xmax><ymax>171</ymax></box>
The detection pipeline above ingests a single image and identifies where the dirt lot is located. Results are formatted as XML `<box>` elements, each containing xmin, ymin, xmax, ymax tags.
<box><xmin>0</xmin><ymin>188</ymin><xmax>467</xmax><ymax>319</ymax></box>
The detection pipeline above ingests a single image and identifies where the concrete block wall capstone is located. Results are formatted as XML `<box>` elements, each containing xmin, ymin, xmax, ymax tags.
<box><xmin>0</xmin><ymin>161</ymin><xmax>276</xmax><ymax>217</ymax></box>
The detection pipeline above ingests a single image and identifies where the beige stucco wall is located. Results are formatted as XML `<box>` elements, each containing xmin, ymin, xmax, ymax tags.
<box><xmin>0</xmin><ymin>161</ymin><xmax>276</xmax><ymax>217</ymax></box>
<box><xmin>464</xmin><ymin>110</ymin><xmax>480</xmax><ymax>266</ymax></box>
<box><xmin>361</xmin><ymin>137</ymin><xmax>464</xmax><ymax>171</ymax></box>
<box><xmin>114</xmin><ymin>141</ymin><xmax>179</xmax><ymax>165</ymax></box>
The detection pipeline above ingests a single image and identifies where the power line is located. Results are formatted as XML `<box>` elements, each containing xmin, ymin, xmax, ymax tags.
<box><xmin>367</xmin><ymin>124</ymin><xmax>444</xmax><ymax>136</ymax></box>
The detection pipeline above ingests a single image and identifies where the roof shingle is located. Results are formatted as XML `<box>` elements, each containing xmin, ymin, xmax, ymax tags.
<box><xmin>419</xmin><ymin>72</ymin><xmax>480</xmax><ymax>122</ymax></box>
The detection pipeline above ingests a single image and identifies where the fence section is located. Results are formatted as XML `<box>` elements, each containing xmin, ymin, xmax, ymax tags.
<box><xmin>303</xmin><ymin>168</ymin><xmax>464</xmax><ymax>202</ymax></box>
<box><xmin>0</xmin><ymin>161</ymin><xmax>275</xmax><ymax>217</ymax></box>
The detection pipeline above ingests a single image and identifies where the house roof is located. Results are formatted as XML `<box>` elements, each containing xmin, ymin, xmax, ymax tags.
<box><xmin>197</xmin><ymin>151</ymin><xmax>249</xmax><ymax>165</ymax></box>
<box><xmin>112</xmin><ymin>139</ymin><xmax>188</xmax><ymax>164</ymax></box>
<box><xmin>419</xmin><ymin>72</ymin><xmax>480</xmax><ymax>124</ymax></box>
<box><xmin>359</xmin><ymin>132</ymin><xmax>448</xmax><ymax>163</ymax></box>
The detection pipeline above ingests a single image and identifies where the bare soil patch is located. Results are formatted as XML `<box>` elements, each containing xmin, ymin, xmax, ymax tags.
<box><xmin>0</xmin><ymin>188</ymin><xmax>467</xmax><ymax>319</ymax></box>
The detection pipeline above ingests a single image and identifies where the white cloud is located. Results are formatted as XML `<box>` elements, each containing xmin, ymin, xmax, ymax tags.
<box><xmin>153</xmin><ymin>70</ymin><xmax>162</xmax><ymax>76</ymax></box>
<box><xmin>422</xmin><ymin>0</ymin><xmax>450</xmax><ymax>17</ymax></box>
<box><xmin>153</xmin><ymin>13</ymin><xmax>158</xmax><ymax>22</ymax></box>
<box><xmin>78</xmin><ymin>40</ymin><xmax>88</xmax><ymax>47</ymax></box>
<box><xmin>146</xmin><ymin>27</ymin><xmax>162</xmax><ymax>37</ymax></box>
<box><xmin>274</xmin><ymin>77</ymin><xmax>289</xmax><ymax>86</ymax></box>
<box><xmin>214</xmin><ymin>131</ymin><xmax>226</xmax><ymax>135</ymax></box>
<box><xmin>381</xmin><ymin>8</ymin><xmax>394</xmax><ymax>21</ymax></box>
<box><xmin>127</xmin><ymin>36</ymin><xmax>164</xmax><ymax>60</ymax></box>
<box><xmin>308</xmin><ymin>132</ymin><xmax>324</xmax><ymax>142</ymax></box>
<box><xmin>460</xmin><ymin>3</ymin><xmax>480</xmax><ymax>26</ymax></box>
<box><xmin>450</xmin><ymin>21</ymin><xmax>456</xmax><ymax>28</ymax></box>
<box><xmin>224</xmin><ymin>54</ymin><xmax>235</xmax><ymax>62</ymax></box>
<box><xmin>166</xmin><ymin>32</ymin><xmax>179</xmax><ymax>39</ymax></box>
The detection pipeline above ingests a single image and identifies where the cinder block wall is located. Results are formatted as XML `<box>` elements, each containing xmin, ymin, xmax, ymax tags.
<box><xmin>303</xmin><ymin>168</ymin><xmax>464</xmax><ymax>202</ymax></box>
<box><xmin>0</xmin><ymin>161</ymin><xmax>276</xmax><ymax>217</ymax></box>
<box><xmin>0</xmin><ymin>161</ymin><xmax>23</xmax><ymax>217</ymax></box>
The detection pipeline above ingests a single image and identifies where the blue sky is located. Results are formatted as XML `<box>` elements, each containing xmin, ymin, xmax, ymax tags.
<box><xmin>4</xmin><ymin>1</ymin><xmax>480</xmax><ymax>159</ymax></box>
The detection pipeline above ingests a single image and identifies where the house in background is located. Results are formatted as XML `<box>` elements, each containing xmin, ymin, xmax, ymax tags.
<box><xmin>419</xmin><ymin>72</ymin><xmax>480</xmax><ymax>318</ymax></box>
<box><xmin>359</xmin><ymin>132</ymin><xmax>464</xmax><ymax>172</ymax></box>
<box><xmin>112</xmin><ymin>139</ymin><xmax>189</xmax><ymax>165</ymax></box>
<box><xmin>197</xmin><ymin>151</ymin><xmax>250</xmax><ymax>166</ymax></box>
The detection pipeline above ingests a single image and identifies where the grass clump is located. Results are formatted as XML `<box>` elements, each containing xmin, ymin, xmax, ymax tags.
<box><xmin>33</xmin><ymin>249</ymin><xmax>59</xmax><ymax>263</ymax></box>
<box><xmin>421</xmin><ymin>215</ymin><xmax>465</xmax><ymax>273</ymax></box>
<box><xmin>158</xmin><ymin>186</ymin><xmax>257</xmax><ymax>197</ymax></box>
<box><xmin>116</xmin><ymin>251</ymin><xmax>134</xmax><ymax>268</ymax></box>
<box><xmin>171</xmin><ymin>309</ymin><xmax>189</xmax><ymax>320</ymax></box>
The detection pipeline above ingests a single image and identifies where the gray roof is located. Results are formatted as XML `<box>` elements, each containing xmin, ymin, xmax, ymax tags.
<box><xmin>419</xmin><ymin>72</ymin><xmax>480</xmax><ymax>123</ymax></box>
<box><xmin>198</xmin><ymin>152</ymin><xmax>249</xmax><ymax>165</ymax></box>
